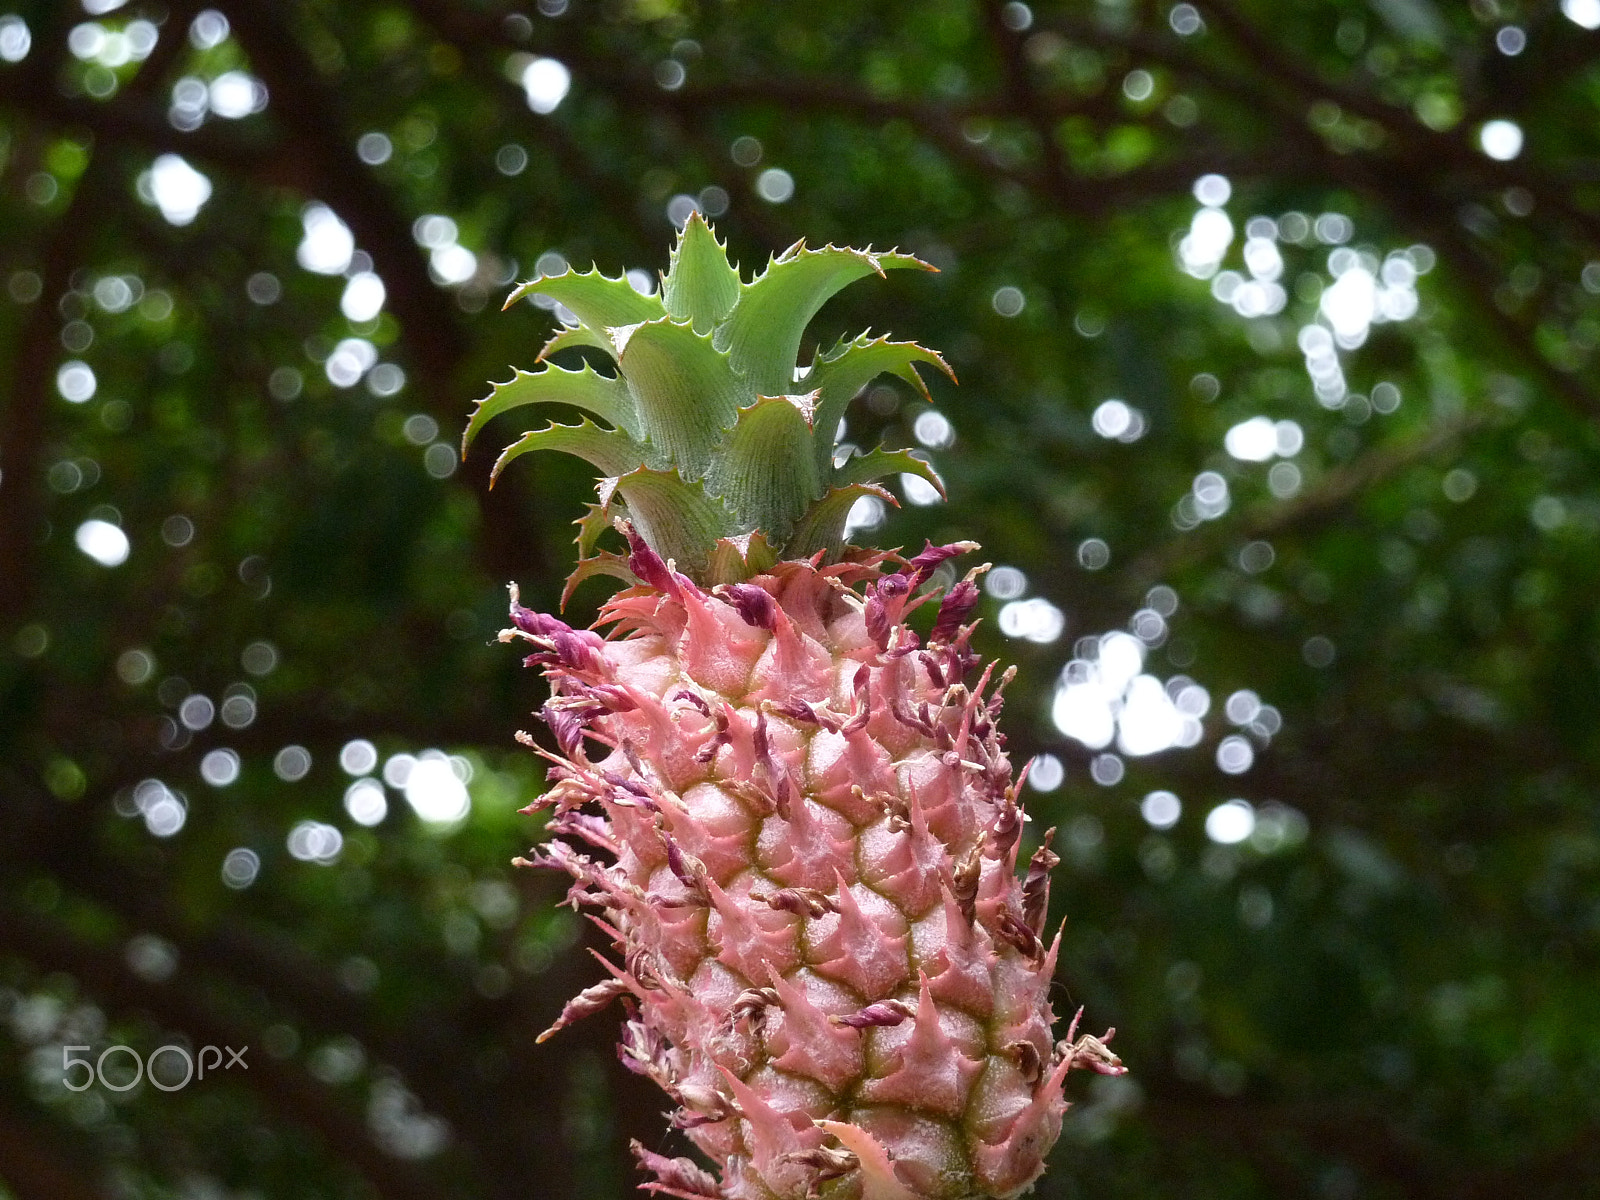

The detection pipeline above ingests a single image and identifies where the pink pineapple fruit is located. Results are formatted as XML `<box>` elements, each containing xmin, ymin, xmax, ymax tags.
<box><xmin>465</xmin><ymin>216</ymin><xmax>1124</xmax><ymax>1200</ymax></box>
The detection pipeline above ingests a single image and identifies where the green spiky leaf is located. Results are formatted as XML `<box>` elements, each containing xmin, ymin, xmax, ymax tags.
<box><xmin>612</xmin><ymin>318</ymin><xmax>741</xmax><ymax>480</ymax></box>
<box><xmin>478</xmin><ymin>224</ymin><xmax>946</xmax><ymax>588</ymax></box>
<box><xmin>612</xmin><ymin>466</ymin><xmax>738</xmax><ymax>576</ymax></box>
<box><xmin>804</xmin><ymin>334</ymin><xmax>954</xmax><ymax>475</ymax></box>
<box><xmin>706</xmin><ymin>393</ymin><xmax>824</xmax><ymax>542</ymax></box>
<box><xmin>490</xmin><ymin>420</ymin><xmax>654</xmax><ymax>486</ymax></box>
<box><xmin>464</xmin><ymin>364</ymin><xmax>640</xmax><ymax>456</ymax></box>
<box><xmin>573</xmin><ymin>501</ymin><xmax>616</xmax><ymax>561</ymax></box>
<box><xmin>784</xmin><ymin>483</ymin><xmax>897</xmax><ymax>560</ymax></box>
<box><xmin>560</xmin><ymin>551</ymin><xmax>638</xmax><ymax>610</ymax></box>
<box><xmin>704</xmin><ymin>531</ymin><xmax>779</xmax><ymax>585</ymax></box>
<box><xmin>537</xmin><ymin>324</ymin><xmax>612</xmax><ymax>363</ymax></box>
<box><xmin>505</xmin><ymin>268</ymin><xmax>664</xmax><ymax>333</ymax></box>
<box><xmin>716</xmin><ymin>243</ymin><xmax>933</xmax><ymax>396</ymax></box>
<box><xmin>832</xmin><ymin>446</ymin><xmax>945</xmax><ymax>499</ymax></box>
<box><xmin>662</xmin><ymin>215</ymin><xmax>741</xmax><ymax>334</ymax></box>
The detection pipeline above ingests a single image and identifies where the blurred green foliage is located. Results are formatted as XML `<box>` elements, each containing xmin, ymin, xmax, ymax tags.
<box><xmin>1</xmin><ymin>1</ymin><xmax>1598</xmax><ymax>1198</ymax></box>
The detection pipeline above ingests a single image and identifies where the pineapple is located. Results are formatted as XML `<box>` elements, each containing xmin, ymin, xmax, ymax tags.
<box><xmin>466</xmin><ymin>217</ymin><xmax>1123</xmax><ymax>1200</ymax></box>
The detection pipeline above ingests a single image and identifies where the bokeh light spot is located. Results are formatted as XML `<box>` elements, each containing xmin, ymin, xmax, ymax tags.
<box><xmin>1479</xmin><ymin>119</ymin><xmax>1523</xmax><ymax>161</ymax></box>
<box><xmin>1205</xmin><ymin>799</ymin><xmax>1255</xmax><ymax>844</ymax></box>
<box><xmin>1142</xmin><ymin>790</ymin><xmax>1182</xmax><ymax>829</ymax></box>
<box><xmin>75</xmin><ymin>519</ymin><xmax>128</xmax><ymax>566</ymax></box>
<box><xmin>403</xmin><ymin>754</ymin><xmax>470</xmax><ymax>825</ymax></box>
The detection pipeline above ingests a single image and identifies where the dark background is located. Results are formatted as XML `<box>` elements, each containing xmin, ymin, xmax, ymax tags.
<box><xmin>2</xmin><ymin>1</ymin><xmax>1598</xmax><ymax>1197</ymax></box>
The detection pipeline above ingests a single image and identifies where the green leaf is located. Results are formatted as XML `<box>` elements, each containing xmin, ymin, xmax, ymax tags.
<box><xmin>704</xmin><ymin>531</ymin><xmax>779</xmax><ymax>585</ymax></box>
<box><xmin>572</xmin><ymin>501</ymin><xmax>616</xmax><ymax>561</ymax></box>
<box><xmin>463</xmin><ymin>364</ymin><xmax>640</xmax><ymax>455</ymax></box>
<box><xmin>706</xmin><ymin>393</ymin><xmax>824</xmax><ymax>541</ymax></box>
<box><xmin>662</xmin><ymin>214</ymin><xmax>741</xmax><ymax>334</ymax></box>
<box><xmin>612</xmin><ymin>318</ymin><xmax>742</xmax><ymax>480</ymax></box>
<box><xmin>783</xmin><ymin>483</ymin><xmax>897</xmax><ymax>561</ymax></box>
<box><xmin>537</xmin><ymin>324</ymin><xmax>612</xmax><ymax>363</ymax></box>
<box><xmin>490</xmin><ymin>420</ymin><xmax>654</xmax><ymax>486</ymax></box>
<box><xmin>804</xmin><ymin>334</ymin><xmax>954</xmax><ymax>475</ymax></box>
<box><xmin>504</xmin><ymin>267</ymin><xmax>664</xmax><ymax>332</ymax></box>
<box><xmin>560</xmin><ymin>551</ymin><xmax>638</xmax><ymax>610</ymax></box>
<box><xmin>715</xmin><ymin>242</ymin><xmax>933</xmax><ymax>396</ymax></box>
<box><xmin>832</xmin><ymin>445</ymin><xmax>945</xmax><ymax>499</ymax></box>
<box><xmin>613</xmin><ymin>466</ymin><xmax>738</xmax><ymax>577</ymax></box>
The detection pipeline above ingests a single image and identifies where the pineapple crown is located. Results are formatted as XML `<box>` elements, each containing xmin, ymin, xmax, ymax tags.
<box><xmin>462</xmin><ymin>216</ymin><xmax>953</xmax><ymax>598</ymax></box>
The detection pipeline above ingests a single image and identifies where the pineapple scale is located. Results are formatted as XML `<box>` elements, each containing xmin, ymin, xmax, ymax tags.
<box><xmin>510</xmin><ymin>538</ymin><xmax>1123</xmax><ymax>1200</ymax></box>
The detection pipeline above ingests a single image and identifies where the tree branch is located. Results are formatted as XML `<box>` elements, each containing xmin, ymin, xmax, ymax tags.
<box><xmin>0</xmin><ymin>906</ymin><xmax>456</xmax><ymax>1200</ymax></box>
<box><xmin>0</xmin><ymin>164</ymin><xmax>115</xmax><ymax>629</ymax></box>
<box><xmin>0</xmin><ymin>1104</ymin><xmax>107</xmax><ymax>1200</ymax></box>
<box><xmin>219</xmin><ymin>0</ymin><xmax>465</xmax><ymax>387</ymax></box>
<box><xmin>1126</xmin><ymin>409</ymin><xmax>1489</xmax><ymax>589</ymax></box>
